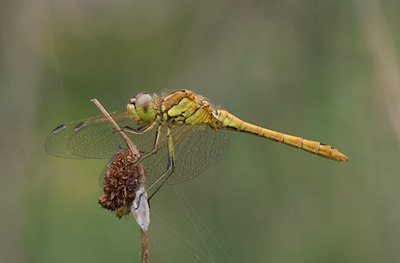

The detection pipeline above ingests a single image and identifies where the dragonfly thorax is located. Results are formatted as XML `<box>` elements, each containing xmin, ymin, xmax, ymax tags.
<box><xmin>127</xmin><ymin>93</ymin><xmax>158</xmax><ymax>125</ymax></box>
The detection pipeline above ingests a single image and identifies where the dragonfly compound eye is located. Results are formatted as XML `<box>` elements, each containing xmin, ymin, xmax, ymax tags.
<box><xmin>127</xmin><ymin>92</ymin><xmax>156</xmax><ymax>123</ymax></box>
<box><xmin>135</xmin><ymin>93</ymin><xmax>152</xmax><ymax>111</ymax></box>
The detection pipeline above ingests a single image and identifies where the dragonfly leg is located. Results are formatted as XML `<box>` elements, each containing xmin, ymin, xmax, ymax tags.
<box><xmin>140</xmin><ymin>125</ymin><xmax>161</xmax><ymax>156</ymax></box>
<box><xmin>121</xmin><ymin>121</ymin><xmax>156</xmax><ymax>135</ymax></box>
<box><xmin>126</xmin><ymin>125</ymin><xmax>161</xmax><ymax>168</ymax></box>
<box><xmin>147</xmin><ymin>127</ymin><xmax>176</xmax><ymax>200</ymax></box>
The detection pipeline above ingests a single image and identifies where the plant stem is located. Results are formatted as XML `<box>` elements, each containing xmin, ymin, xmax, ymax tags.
<box><xmin>91</xmin><ymin>99</ymin><xmax>149</xmax><ymax>263</ymax></box>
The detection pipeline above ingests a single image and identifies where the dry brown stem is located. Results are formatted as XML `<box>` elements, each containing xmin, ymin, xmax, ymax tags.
<box><xmin>91</xmin><ymin>99</ymin><xmax>149</xmax><ymax>263</ymax></box>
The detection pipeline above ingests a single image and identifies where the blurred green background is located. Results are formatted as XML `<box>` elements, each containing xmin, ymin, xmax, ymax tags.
<box><xmin>2</xmin><ymin>0</ymin><xmax>400</xmax><ymax>262</ymax></box>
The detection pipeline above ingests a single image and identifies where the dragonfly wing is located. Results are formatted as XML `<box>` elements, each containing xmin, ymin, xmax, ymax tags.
<box><xmin>45</xmin><ymin>112</ymin><xmax>146</xmax><ymax>159</ymax></box>
<box><xmin>142</xmin><ymin>124</ymin><xmax>229</xmax><ymax>189</ymax></box>
<box><xmin>47</xmin><ymin>109</ymin><xmax>229</xmax><ymax>191</ymax></box>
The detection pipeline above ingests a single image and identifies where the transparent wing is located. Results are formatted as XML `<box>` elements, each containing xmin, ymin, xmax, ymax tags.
<box><xmin>46</xmin><ymin>100</ymin><xmax>229</xmax><ymax>188</ymax></box>
<box><xmin>45</xmin><ymin>112</ymin><xmax>152</xmax><ymax>159</ymax></box>
<box><xmin>142</xmin><ymin>124</ymin><xmax>229</xmax><ymax>188</ymax></box>
<box><xmin>45</xmin><ymin>96</ymin><xmax>201</xmax><ymax>159</ymax></box>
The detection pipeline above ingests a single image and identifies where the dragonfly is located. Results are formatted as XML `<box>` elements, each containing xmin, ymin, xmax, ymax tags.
<box><xmin>46</xmin><ymin>89</ymin><xmax>349</xmax><ymax>197</ymax></box>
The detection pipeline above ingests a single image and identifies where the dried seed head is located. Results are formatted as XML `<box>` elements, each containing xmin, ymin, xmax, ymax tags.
<box><xmin>98</xmin><ymin>148</ymin><xmax>144</xmax><ymax>219</ymax></box>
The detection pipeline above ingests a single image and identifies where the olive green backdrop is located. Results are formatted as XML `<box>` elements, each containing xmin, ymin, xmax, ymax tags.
<box><xmin>1</xmin><ymin>0</ymin><xmax>400</xmax><ymax>262</ymax></box>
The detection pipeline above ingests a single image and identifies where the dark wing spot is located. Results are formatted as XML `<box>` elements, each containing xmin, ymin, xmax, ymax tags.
<box><xmin>73</xmin><ymin>122</ymin><xmax>86</xmax><ymax>132</ymax></box>
<box><xmin>52</xmin><ymin>124</ymin><xmax>66</xmax><ymax>133</ymax></box>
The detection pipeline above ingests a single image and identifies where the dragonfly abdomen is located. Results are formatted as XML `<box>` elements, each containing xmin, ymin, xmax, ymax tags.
<box><xmin>216</xmin><ymin>110</ymin><xmax>349</xmax><ymax>162</ymax></box>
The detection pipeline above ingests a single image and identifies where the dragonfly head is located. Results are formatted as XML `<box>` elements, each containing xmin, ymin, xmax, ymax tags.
<box><xmin>127</xmin><ymin>93</ymin><xmax>156</xmax><ymax>125</ymax></box>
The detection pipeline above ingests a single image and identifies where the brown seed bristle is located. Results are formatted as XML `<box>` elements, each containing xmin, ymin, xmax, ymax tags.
<box><xmin>98</xmin><ymin>148</ymin><xmax>144</xmax><ymax>219</ymax></box>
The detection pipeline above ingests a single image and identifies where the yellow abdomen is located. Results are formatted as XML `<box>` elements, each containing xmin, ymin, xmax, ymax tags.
<box><xmin>216</xmin><ymin>110</ymin><xmax>349</xmax><ymax>162</ymax></box>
